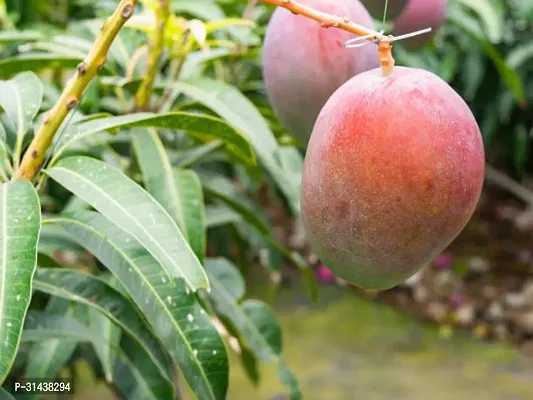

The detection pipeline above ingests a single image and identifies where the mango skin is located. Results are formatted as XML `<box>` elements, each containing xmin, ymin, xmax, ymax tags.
<box><xmin>392</xmin><ymin>0</ymin><xmax>448</xmax><ymax>50</ymax></box>
<box><xmin>301</xmin><ymin>67</ymin><xmax>485</xmax><ymax>290</ymax></box>
<box><xmin>361</xmin><ymin>0</ymin><xmax>409</xmax><ymax>20</ymax></box>
<box><xmin>262</xmin><ymin>0</ymin><xmax>379</xmax><ymax>148</ymax></box>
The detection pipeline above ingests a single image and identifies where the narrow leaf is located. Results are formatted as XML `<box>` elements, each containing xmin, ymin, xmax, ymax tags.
<box><xmin>32</xmin><ymin>267</ymin><xmax>174</xmax><ymax>382</ymax></box>
<box><xmin>0</xmin><ymin>56</ymin><xmax>81</xmax><ymax>79</ymax></box>
<box><xmin>170</xmin><ymin>78</ymin><xmax>301</xmax><ymax>213</ymax></box>
<box><xmin>205</xmin><ymin>258</ymin><xmax>281</xmax><ymax>362</ymax></box>
<box><xmin>0</xmin><ymin>180</ymin><xmax>41</xmax><ymax>384</ymax></box>
<box><xmin>21</xmin><ymin>312</ymin><xmax>97</xmax><ymax>343</ymax></box>
<box><xmin>45</xmin><ymin>156</ymin><xmax>208</xmax><ymax>291</ymax></box>
<box><xmin>174</xmin><ymin>169</ymin><xmax>206</xmax><ymax>263</ymax></box>
<box><xmin>50</xmin><ymin>112</ymin><xmax>255</xmax><ymax>167</ymax></box>
<box><xmin>25</xmin><ymin>298</ymin><xmax>82</xmax><ymax>379</ymax></box>
<box><xmin>88</xmin><ymin>307</ymin><xmax>121</xmax><ymax>383</ymax></box>
<box><xmin>114</xmin><ymin>335</ymin><xmax>174</xmax><ymax>400</ymax></box>
<box><xmin>0</xmin><ymin>72</ymin><xmax>43</xmax><ymax>147</ymax></box>
<box><xmin>47</xmin><ymin>212</ymin><xmax>229</xmax><ymax>400</ymax></box>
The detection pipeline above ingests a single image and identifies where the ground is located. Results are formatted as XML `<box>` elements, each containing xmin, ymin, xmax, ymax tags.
<box><xmin>227</xmin><ymin>283</ymin><xmax>533</xmax><ymax>400</ymax></box>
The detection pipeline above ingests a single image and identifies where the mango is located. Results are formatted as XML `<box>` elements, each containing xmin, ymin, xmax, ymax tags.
<box><xmin>262</xmin><ymin>0</ymin><xmax>379</xmax><ymax>148</ymax></box>
<box><xmin>301</xmin><ymin>66</ymin><xmax>485</xmax><ymax>290</ymax></box>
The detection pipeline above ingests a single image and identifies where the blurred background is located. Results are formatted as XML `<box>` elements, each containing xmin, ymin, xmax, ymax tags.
<box><xmin>1</xmin><ymin>0</ymin><xmax>533</xmax><ymax>399</ymax></box>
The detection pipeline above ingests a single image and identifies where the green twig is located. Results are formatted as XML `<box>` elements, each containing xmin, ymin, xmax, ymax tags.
<box><xmin>158</xmin><ymin>31</ymin><xmax>193</xmax><ymax>112</ymax></box>
<box><xmin>135</xmin><ymin>0</ymin><xmax>170</xmax><ymax>111</ymax></box>
<box><xmin>13</xmin><ymin>0</ymin><xmax>138</xmax><ymax>182</ymax></box>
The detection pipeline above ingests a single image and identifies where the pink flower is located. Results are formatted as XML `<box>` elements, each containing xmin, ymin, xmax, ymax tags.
<box><xmin>316</xmin><ymin>264</ymin><xmax>336</xmax><ymax>283</ymax></box>
<box><xmin>434</xmin><ymin>253</ymin><xmax>453</xmax><ymax>269</ymax></box>
<box><xmin>450</xmin><ymin>293</ymin><xmax>465</xmax><ymax>308</ymax></box>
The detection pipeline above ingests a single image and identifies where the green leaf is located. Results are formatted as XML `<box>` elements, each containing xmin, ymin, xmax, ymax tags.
<box><xmin>0</xmin><ymin>72</ymin><xmax>43</xmax><ymax>157</ymax></box>
<box><xmin>47</xmin><ymin>211</ymin><xmax>229</xmax><ymax>400</ymax></box>
<box><xmin>131</xmin><ymin>129</ymin><xmax>188</xmax><ymax>236</ymax></box>
<box><xmin>174</xmin><ymin>169</ymin><xmax>206</xmax><ymax>263</ymax></box>
<box><xmin>205</xmin><ymin>258</ymin><xmax>281</xmax><ymax>362</ymax></box>
<box><xmin>277</xmin><ymin>360</ymin><xmax>302</xmax><ymax>400</ymax></box>
<box><xmin>170</xmin><ymin>78</ymin><xmax>301</xmax><ymax>213</ymax></box>
<box><xmin>0</xmin><ymin>179</ymin><xmax>41</xmax><ymax>385</ymax></box>
<box><xmin>205</xmin><ymin>258</ymin><xmax>300</xmax><ymax>395</ymax></box>
<box><xmin>507</xmin><ymin>42</ymin><xmax>533</xmax><ymax>69</ymax></box>
<box><xmin>114</xmin><ymin>335</ymin><xmax>174</xmax><ymax>400</ymax></box>
<box><xmin>205</xmin><ymin>205</ymin><xmax>241</xmax><ymax>229</ymax></box>
<box><xmin>455</xmin><ymin>0</ymin><xmax>504</xmax><ymax>43</ymax></box>
<box><xmin>0</xmin><ymin>387</ymin><xmax>15</xmax><ymax>399</ymax></box>
<box><xmin>0</xmin><ymin>55</ymin><xmax>81</xmax><ymax>79</ymax></box>
<box><xmin>172</xmin><ymin>0</ymin><xmax>225</xmax><ymax>20</ymax></box>
<box><xmin>447</xmin><ymin>9</ymin><xmax>526</xmax><ymax>106</ymax></box>
<box><xmin>21</xmin><ymin>312</ymin><xmax>97</xmax><ymax>343</ymax></box>
<box><xmin>32</xmin><ymin>267</ymin><xmax>174</xmax><ymax>382</ymax></box>
<box><xmin>88</xmin><ymin>306</ymin><xmax>121</xmax><ymax>383</ymax></box>
<box><xmin>25</xmin><ymin>298</ymin><xmax>83</xmax><ymax>379</ymax></box>
<box><xmin>0</xmin><ymin>125</ymin><xmax>10</xmax><ymax>181</ymax></box>
<box><xmin>50</xmin><ymin>112</ymin><xmax>255</xmax><ymax>167</ymax></box>
<box><xmin>174</xmin><ymin>140</ymin><xmax>224</xmax><ymax>168</ymax></box>
<box><xmin>202</xmin><ymin>174</ymin><xmax>318</xmax><ymax>300</ymax></box>
<box><xmin>0</xmin><ymin>31</ymin><xmax>44</xmax><ymax>43</ymax></box>
<box><xmin>45</xmin><ymin>156</ymin><xmax>208</xmax><ymax>291</ymax></box>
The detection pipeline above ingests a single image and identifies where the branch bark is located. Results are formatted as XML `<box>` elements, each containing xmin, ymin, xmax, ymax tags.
<box><xmin>135</xmin><ymin>0</ymin><xmax>170</xmax><ymax>110</ymax></box>
<box><xmin>13</xmin><ymin>0</ymin><xmax>138</xmax><ymax>181</ymax></box>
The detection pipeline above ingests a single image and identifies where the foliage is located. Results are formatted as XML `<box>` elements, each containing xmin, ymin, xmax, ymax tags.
<box><xmin>0</xmin><ymin>0</ymin><xmax>531</xmax><ymax>399</ymax></box>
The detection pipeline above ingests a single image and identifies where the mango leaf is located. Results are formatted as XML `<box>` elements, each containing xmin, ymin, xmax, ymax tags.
<box><xmin>0</xmin><ymin>179</ymin><xmax>41</xmax><ymax>384</ymax></box>
<box><xmin>169</xmin><ymin>78</ymin><xmax>301</xmax><ymax>213</ymax></box>
<box><xmin>131</xmin><ymin>130</ymin><xmax>185</xmax><ymax>221</ymax></box>
<box><xmin>507</xmin><ymin>42</ymin><xmax>533</xmax><ymax>69</ymax></box>
<box><xmin>202</xmin><ymin>175</ymin><xmax>318</xmax><ymax>300</ymax></box>
<box><xmin>205</xmin><ymin>258</ymin><xmax>300</xmax><ymax>395</ymax></box>
<box><xmin>0</xmin><ymin>125</ymin><xmax>10</xmax><ymax>181</ymax></box>
<box><xmin>45</xmin><ymin>156</ymin><xmax>208</xmax><ymax>291</ymax></box>
<box><xmin>277</xmin><ymin>360</ymin><xmax>302</xmax><ymax>400</ymax></box>
<box><xmin>0</xmin><ymin>72</ymin><xmax>43</xmax><ymax>160</ymax></box>
<box><xmin>174</xmin><ymin>140</ymin><xmax>224</xmax><ymax>168</ymax></box>
<box><xmin>0</xmin><ymin>387</ymin><xmax>14</xmax><ymax>399</ymax></box>
<box><xmin>114</xmin><ymin>335</ymin><xmax>174</xmax><ymax>400</ymax></box>
<box><xmin>37</xmin><ymin>223</ymin><xmax>84</xmax><ymax>257</ymax></box>
<box><xmin>0</xmin><ymin>31</ymin><xmax>44</xmax><ymax>43</ymax></box>
<box><xmin>25</xmin><ymin>298</ymin><xmax>84</xmax><ymax>379</ymax></box>
<box><xmin>205</xmin><ymin>205</ymin><xmax>241</xmax><ymax>229</ymax></box>
<box><xmin>172</xmin><ymin>0</ymin><xmax>225</xmax><ymax>20</ymax></box>
<box><xmin>49</xmin><ymin>112</ymin><xmax>255</xmax><ymax>167</ymax></box>
<box><xmin>21</xmin><ymin>312</ymin><xmax>98</xmax><ymax>343</ymax></box>
<box><xmin>47</xmin><ymin>211</ymin><xmax>229</xmax><ymax>400</ymax></box>
<box><xmin>0</xmin><ymin>55</ymin><xmax>81</xmax><ymax>79</ymax></box>
<box><xmin>447</xmin><ymin>8</ymin><xmax>526</xmax><ymax>106</ymax></box>
<box><xmin>32</xmin><ymin>267</ymin><xmax>174</xmax><ymax>382</ymax></box>
<box><xmin>455</xmin><ymin>0</ymin><xmax>504</xmax><ymax>43</ymax></box>
<box><xmin>205</xmin><ymin>258</ymin><xmax>280</xmax><ymax>360</ymax></box>
<box><xmin>88</xmin><ymin>306</ymin><xmax>122</xmax><ymax>383</ymax></box>
<box><xmin>174</xmin><ymin>169</ymin><xmax>206</xmax><ymax>263</ymax></box>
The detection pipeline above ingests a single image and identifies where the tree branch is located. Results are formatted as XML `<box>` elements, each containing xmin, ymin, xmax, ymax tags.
<box><xmin>13</xmin><ymin>0</ymin><xmax>138</xmax><ymax>181</ymax></box>
<box><xmin>135</xmin><ymin>0</ymin><xmax>170</xmax><ymax>110</ymax></box>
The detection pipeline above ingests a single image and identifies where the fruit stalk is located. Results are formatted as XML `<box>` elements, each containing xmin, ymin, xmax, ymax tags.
<box><xmin>258</xmin><ymin>0</ymin><xmax>395</xmax><ymax>76</ymax></box>
<box><xmin>135</xmin><ymin>0</ymin><xmax>170</xmax><ymax>110</ymax></box>
<box><xmin>13</xmin><ymin>0</ymin><xmax>138</xmax><ymax>182</ymax></box>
